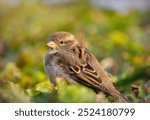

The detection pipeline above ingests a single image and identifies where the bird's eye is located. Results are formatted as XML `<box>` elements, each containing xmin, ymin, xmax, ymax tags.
<box><xmin>59</xmin><ymin>41</ymin><xmax>64</xmax><ymax>45</ymax></box>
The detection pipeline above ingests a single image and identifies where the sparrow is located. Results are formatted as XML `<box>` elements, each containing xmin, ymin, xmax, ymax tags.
<box><xmin>43</xmin><ymin>31</ymin><xmax>128</xmax><ymax>102</ymax></box>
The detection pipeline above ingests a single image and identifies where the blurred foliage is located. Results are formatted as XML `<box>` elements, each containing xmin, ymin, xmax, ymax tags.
<box><xmin>0</xmin><ymin>0</ymin><xmax>150</xmax><ymax>102</ymax></box>
<box><xmin>56</xmin><ymin>78</ymin><xmax>97</xmax><ymax>102</ymax></box>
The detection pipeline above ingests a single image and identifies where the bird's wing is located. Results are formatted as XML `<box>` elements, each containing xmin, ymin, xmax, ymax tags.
<box><xmin>58</xmin><ymin>45</ymin><xmax>128</xmax><ymax>102</ymax></box>
<box><xmin>59</xmin><ymin>46</ymin><xmax>107</xmax><ymax>92</ymax></box>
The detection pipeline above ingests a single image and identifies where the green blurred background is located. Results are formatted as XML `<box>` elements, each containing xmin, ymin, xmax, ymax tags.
<box><xmin>0</xmin><ymin>0</ymin><xmax>150</xmax><ymax>103</ymax></box>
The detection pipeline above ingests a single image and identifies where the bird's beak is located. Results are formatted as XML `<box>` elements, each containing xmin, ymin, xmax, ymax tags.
<box><xmin>46</xmin><ymin>41</ymin><xmax>58</xmax><ymax>49</ymax></box>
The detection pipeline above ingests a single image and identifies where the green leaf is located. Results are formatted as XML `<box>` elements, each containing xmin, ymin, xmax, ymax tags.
<box><xmin>56</xmin><ymin>78</ymin><xmax>97</xmax><ymax>102</ymax></box>
<box><xmin>34</xmin><ymin>80</ymin><xmax>54</xmax><ymax>93</ymax></box>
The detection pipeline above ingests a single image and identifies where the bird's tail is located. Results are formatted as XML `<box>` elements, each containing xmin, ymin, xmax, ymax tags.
<box><xmin>111</xmin><ymin>91</ymin><xmax>128</xmax><ymax>103</ymax></box>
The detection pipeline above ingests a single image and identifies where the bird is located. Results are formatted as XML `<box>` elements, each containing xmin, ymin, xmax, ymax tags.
<box><xmin>43</xmin><ymin>31</ymin><xmax>128</xmax><ymax>103</ymax></box>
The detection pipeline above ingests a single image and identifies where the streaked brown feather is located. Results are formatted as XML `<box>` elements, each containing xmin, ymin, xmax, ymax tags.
<box><xmin>60</xmin><ymin>45</ymin><xmax>103</xmax><ymax>91</ymax></box>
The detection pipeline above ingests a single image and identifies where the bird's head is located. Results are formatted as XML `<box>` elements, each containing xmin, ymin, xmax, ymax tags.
<box><xmin>46</xmin><ymin>32</ymin><xmax>79</xmax><ymax>52</ymax></box>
